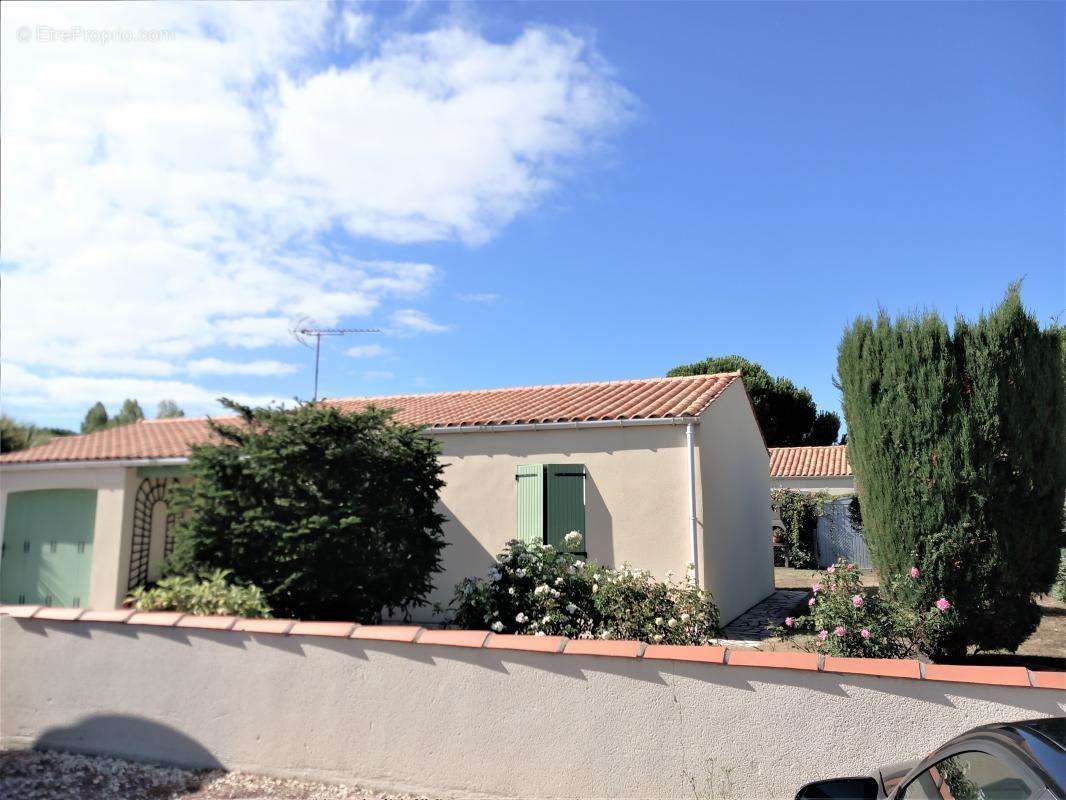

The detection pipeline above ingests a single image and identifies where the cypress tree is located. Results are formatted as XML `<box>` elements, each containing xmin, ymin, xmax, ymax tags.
<box><xmin>113</xmin><ymin>398</ymin><xmax>145</xmax><ymax>426</ymax></box>
<box><xmin>81</xmin><ymin>402</ymin><xmax>110</xmax><ymax>433</ymax></box>
<box><xmin>838</xmin><ymin>286</ymin><xmax>1065</xmax><ymax>658</ymax></box>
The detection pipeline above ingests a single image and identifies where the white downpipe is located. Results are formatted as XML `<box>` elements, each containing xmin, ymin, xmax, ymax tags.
<box><xmin>686</xmin><ymin>422</ymin><xmax>699</xmax><ymax>586</ymax></box>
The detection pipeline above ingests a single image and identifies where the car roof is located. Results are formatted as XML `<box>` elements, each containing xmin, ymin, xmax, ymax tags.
<box><xmin>966</xmin><ymin>719</ymin><xmax>1066</xmax><ymax>752</ymax></box>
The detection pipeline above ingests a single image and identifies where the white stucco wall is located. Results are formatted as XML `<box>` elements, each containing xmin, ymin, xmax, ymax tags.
<box><xmin>698</xmin><ymin>383</ymin><xmax>775</xmax><ymax>624</ymax></box>
<box><xmin>771</xmin><ymin>476</ymin><xmax>856</xmax><ymax>496</ymax></box>
<box><xmin>425</xmin><ymin>424</ymin><xmax>693</xmax><ymax>616</ymax></box>
<box><xmin>0</xmin><ymin>466</ymin><xmax>136</xmax><ymax>608</ymax></box>
<box><xmin>2</xmin><ymin>617</ymin><xmax>1062</xmax><ymax>800</ymax></box>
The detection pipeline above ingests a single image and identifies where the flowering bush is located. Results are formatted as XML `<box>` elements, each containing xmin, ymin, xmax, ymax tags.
<box><xmin>127</xmin><ymin>569</ymin><xmax>271</xmax><ymax>618</ymax></box>
<box><xmin>451</xmin><ymin>534</ymin><xmax>719</xmax><ymax>643</ymax></box>
<box><xmin>773</xmin><ymin>559</ymin><xmax>959</xmax><ymax>659</ymax></box>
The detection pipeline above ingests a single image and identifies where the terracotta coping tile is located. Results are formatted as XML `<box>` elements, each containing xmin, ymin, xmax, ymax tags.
<box><xmin>822</xmin><ymin>657</ymin><xmax>922</xmax><ymax>680</ymax></box>
<box><xmin>0</xmin><ymin>605</ymin><xmax>42</xmax><ymax>618</ymax></box>
<box><xmin>726</xmin><ymin>650</ymin><xmax>819</xmax><ymax>671</ymax></box>
<box><xmin>232</xmin><ymin>618</ymin><xmax>295</xmax><ymax>635</ymax></box>
<box><xmin>642</xmin><ymin>644</ymin><xmax>726</xmax><ymax>664</ymax></box>
<box><xmin>127</xmin><ymin>611</ymin><xmax>185</xmax><ymax>627</ymax></box>
<box><xmin>31</xmin><ymin>607</ymin><xmax>84</xmax><ymax>621</ymax></box>
<box><xmin>79</xmin><ymin>609</ymin><xmax>136</xmax><ymax>624</ymax></box>
<box><xmin>349</xmin><ymin>625</ymin><xmax>424</xmax><ymax>643</ymax></box>
<box><xmin>485</xmin><ymin>634</ymin><xmax>567</xmax><ymax>653</ymax></box>
<box><xmin>563</xmin><ymin>639</ymin><xmax>644</xmax><ymax>658</ymax></box>
<box><xmin>288</xmin><ymin>621</ymin><xmax>356</xmax><ymax>638</ymax></box>
<box><xmin>1030</xmin><ymin>671</ymin><xmax>1066</xmax><ymax>691</ymax></box>
<box><xmin>416</xmin><ymin>629</ymin><xmax>490</xmax><ymax>649</ymax></box>
<box><xmin>175</xmin><ymin>615</ymin><xmax>238</xmax><ymax>631</ymax></box>
<box><xmin>922</xmin><ymin>663</ymin><xmax>1031</xmax><ymax>687</ymax></box>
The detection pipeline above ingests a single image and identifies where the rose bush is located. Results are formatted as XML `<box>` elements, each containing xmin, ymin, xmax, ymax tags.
<box><xmin>773</xmin><ymin>559</ymin><xmax>959</xmax><ymax>658</ymax></box>
<box><xmin>451</xmin><ymin>534</ymin><xmax>719</xmax><ymax>643</ymax></box>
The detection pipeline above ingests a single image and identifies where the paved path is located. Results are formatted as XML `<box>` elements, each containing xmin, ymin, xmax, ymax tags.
<box><xmin>720</xmin><ymin>589</ymin><xmax>808</xmax><ymax>642</ymax></box>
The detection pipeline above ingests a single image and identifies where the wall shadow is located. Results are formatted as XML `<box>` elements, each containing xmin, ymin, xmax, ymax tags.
<box><xmin>35</xmin><ymin>713</ymin><xmax>223</xmax><ymax>772</ymax></box>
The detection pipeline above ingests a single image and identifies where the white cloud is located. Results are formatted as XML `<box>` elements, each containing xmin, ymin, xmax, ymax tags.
<box><xmin>0</xmin><ymin>2</ymin><xmax>632</xmax><ymax>416</ymax></box>
<box><xmin>390</xmin><ymin>309</ymin><xmax>450</xmax><ymax>334</ymax></box>
<box><xmin>0</xmin><ymin>362</ymin><xmax>280</xmax><ymax>418</ymax></box>
<box><xmin>346</xmin><ymin>344</ymin><xmax>388</xmax><ymax>359</ymax></box>
<box><xmin>458</xmin><ymin>292</ymin><xmax>500</xmax><ymax>304</ymax></box>
<box><xmin>186</xmin><ymin>358</ymin><xmax>297</xmax><ymax>377</ymax></box>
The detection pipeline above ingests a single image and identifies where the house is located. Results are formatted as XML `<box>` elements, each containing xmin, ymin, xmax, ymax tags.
<box><xmin>769</xmin><ymin>444</ymin><xmax>854</xmax><ymax>495</ymax></box>
<box><xmin>0</xmin><ymin>372</ymin><xmax>773</xmax><ymax>624</ymax></box>
<box><xmin>769</xmin><ymin>445</ymin><xmax>869</xmax><ymax>568</ymax></box>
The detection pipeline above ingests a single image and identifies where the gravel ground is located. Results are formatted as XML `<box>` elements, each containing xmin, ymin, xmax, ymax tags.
<box><xmin>0</xmin><ymin>750</ymin><xmax>434</xmax><ymax>800</ymax></box>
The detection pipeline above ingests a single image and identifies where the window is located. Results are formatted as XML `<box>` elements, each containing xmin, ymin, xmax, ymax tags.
<box><xmin>901</xmin><ymin>751</ymin><xmax>1032</xmax><ymax>800</ymax></box>
<box><xmin>516</xmin><ymin>463</ymin><xmax>586</xmax><ymax>551</ymax></box>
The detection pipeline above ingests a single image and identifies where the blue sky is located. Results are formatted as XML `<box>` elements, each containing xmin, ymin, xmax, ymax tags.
<box><xmin>2</xmin><ymin>1</ymin><xmax>1062</xmax><ymax>430</ymax></box>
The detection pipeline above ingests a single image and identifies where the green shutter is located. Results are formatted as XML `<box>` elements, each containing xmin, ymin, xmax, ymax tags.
<box><xmin>546</xmin><ymin>464</ymin><xmax>586</xmax><ymax>551</ymax></box>
<box><xmin>516</xmin><ymin>464</ymin><xmax>545</xmax><ymax>545</ymax></box>
<box><xmin>0</xmin><ymin>489</ymin><xmax>97</xmax><ymax>607</ymax></box>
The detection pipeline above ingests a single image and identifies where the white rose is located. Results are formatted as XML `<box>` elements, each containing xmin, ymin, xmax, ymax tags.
<box><xmin>491</xmin><ymin>621</ymin><xmax>504</xmax><ymax>632</ymax></box>
<box><xmin>565</xmin><ymin>603</ymin><xmax>578</xmax><ymax>614</ymax></box>
<box><xmin>515</xmin><ymin>613</ymin><xmax>528</xmax><ymax>624</ymax></box>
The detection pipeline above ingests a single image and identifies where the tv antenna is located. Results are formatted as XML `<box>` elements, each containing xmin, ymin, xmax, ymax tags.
<box><xmin>290</xmin><ymin>317</ymin><xmax>381</xmax><ymax>401</ymax></box>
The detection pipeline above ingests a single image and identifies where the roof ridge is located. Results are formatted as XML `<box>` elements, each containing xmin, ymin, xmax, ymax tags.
<box><xmin>323</xmin><ymin>372</ymin><xmax>743</xmax><ymax>405</ymax></box>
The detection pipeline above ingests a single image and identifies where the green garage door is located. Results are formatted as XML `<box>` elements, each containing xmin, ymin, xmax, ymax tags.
<box><xmin>0</xmin><ymin>490</ymin><xmax>96</xmax><ymax>607</ymax></box>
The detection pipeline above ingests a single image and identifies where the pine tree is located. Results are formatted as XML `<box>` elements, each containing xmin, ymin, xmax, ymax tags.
<box><xmin>669</xmin><ymin>355</ymin><xmax>840</xmax><ymax>445</ymax></box>
<box><xmin>81</xmin><ymin>402</ymin><xmax>110</xmax><ymax>434</ymax></box>
<box><xmin>156</xmin><ymin>399</ymin><xmax>185</xmax><ymax>419</ymax></box>
<box><xmin>837</xmin><ymin>286</ymin><xmax>1065</xmax><ymax>658</ymax></box>
<box><xmin>113</xmin><ymin>399</ymin><xmax>145</xmax><ymax>426</ymax></box>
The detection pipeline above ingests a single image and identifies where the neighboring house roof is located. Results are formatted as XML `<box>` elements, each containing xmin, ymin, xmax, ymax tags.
<box><xmin>768</xmin><ymin>445</ymin><xmax>852</xmax><ymax>478</ymax></box>
<box><xmin>1</xmin><ymin>372</ymin><xmax>742</xmax><ymax>465</ymax></box>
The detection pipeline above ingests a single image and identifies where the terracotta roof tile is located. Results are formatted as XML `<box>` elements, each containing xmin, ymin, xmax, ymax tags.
<box><xmin>769</xmin><ymin>445</ymin><xmax>851</xmax><ymax>478</ymax></box>
<box><xmin>1</xmin><ymin>373</ymin><xmax>741</xmax><ymax>465</ymax></box>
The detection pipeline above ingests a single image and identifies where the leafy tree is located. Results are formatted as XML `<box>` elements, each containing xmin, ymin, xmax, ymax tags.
<box><xmin>668</xmin><ymin>355</ymin><xmax>840</xmax><ymax>446</ymax></box>
<box><xmin>113</xmin><ymin>398</ymin><xmax>145</xmax><ymax>426</ymax></box>
<box><xmin>2</xmin><ymin>417</ymin><xmax>75</xmax><ymax>452</ymax></box>
<box><xmin>81</xmin><ymin>402</ymin><xmax>110</xmax><ymax>433</ymax></box>
<box><xmin>156</xmin><ymin>399</ymin><xmax>185</xmax><ymax>419</ymax></box>
<box><xmin>837</xmin><ymin>286</ymin><xmax>1065</xmax><ymax>659</ymax></box>
<box><xmin>0</xmin><ymin>415</ymin><xmax>30</xmax><ymax>453</ymax></box>
<box><xmin>167</xmin><ymin>400</ymin><xmax>447</xmax><ymax>621</ymax></box>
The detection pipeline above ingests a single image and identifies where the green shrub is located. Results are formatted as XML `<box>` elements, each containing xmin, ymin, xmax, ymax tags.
<box><xmin>127</xmin><ymin>570</ymin><xmax>271</xmax><ymax>617</ymax></box>
<box><xmin>837</xmin><ymin>286</ymin><xmax>1066</xmax><ymax>659</ymax></box>
<box><xmin>452</xmin><ymin>534</ymin><xmax>720</xmax><ymax>643</ymax></box>
<box><xmin>773</xmin><ymin>559</ymin><xmax>960</xmax><ymax>658</ymax></box>
<box><xmin>771</xmin><ymin>489</ymin><xmax>829</xmax><ymax>568</ymax></box>
<box><xmin>167</xmin><ymin>400</ymin><xmax>447</xmax><ymax>622</ymax></box>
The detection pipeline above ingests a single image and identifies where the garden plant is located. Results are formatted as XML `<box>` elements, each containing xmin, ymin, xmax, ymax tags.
<box><xmin>167</xmin><ymin>400</ymin><xmax>447</xmax><ymax>622</ymax></box>
<box><xmin>452</xmin><ymin>533</ymin><xmax>720</xmax><ymax>643</ymax></box>
<box><xmin>837</xmin><ymin>286</ymin><xmax>1065</xmax><ymax>659</ymax></box>
<box><xmin>772</xmin><ymin>559</ymin><xmax>959</xmax><ymax>658</ymax></box>
<box><xmin>127</xmin><ymin>569</ymin><xmax>271</xmax><ymax>618</ymax></box>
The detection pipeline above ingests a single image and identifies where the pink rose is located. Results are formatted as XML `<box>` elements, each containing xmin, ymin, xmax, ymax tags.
<box><xmin>826</xmin><ymin>565</ymin><xmax>836</xmax><ymax>574</ymax></box>
<box><xmin>834</xmin><ymin>626</ymin><xmax>845</xmax><ymax>637</ymax></box>
<box><xmin>808</xmin><ymin>598</ymin><xmax>816</xmax><ymax>607</ymax></box>
<box><xmin>909</xmin><ymin>567</ymin><xmax>920</xmax><ymax>579</ymax></box>
<box><xmin>935</xmin><ymin>598</ymin><xmax>951</xmax><ymax>612</ymax></box>
<box><xmin>811</xmin><ymin>583</ymin><xmax>821</xmax><ymax>594</ymax></box>
<box><xmin>784</xmin><ymin>617</ymin><xmax>794</xmax><ymax>628</ymax></box>
<box><xmin>847</xmin><ymin>563</ymin><xmax>857</xmax><ymax>570</ymax></box>
<box><xmin>860</xmin><ymin>629</ymin><xmax>870</xmax><ymax>639</ymax></box>
<box><xmin>852</xmin><ymin>595</ymin><xmax>864</xmax><ymax>608</ymax></box>
<box><xmin>818</xmin><ymin>630</ymin><xmax>828</xmax><ymax>640</ymax></box>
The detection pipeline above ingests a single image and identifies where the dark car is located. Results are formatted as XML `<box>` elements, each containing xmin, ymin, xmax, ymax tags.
<box><xmin>796</xmin><ymin>718</ymin><xmax>1066</xmax><ymax>800</ymax></box>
